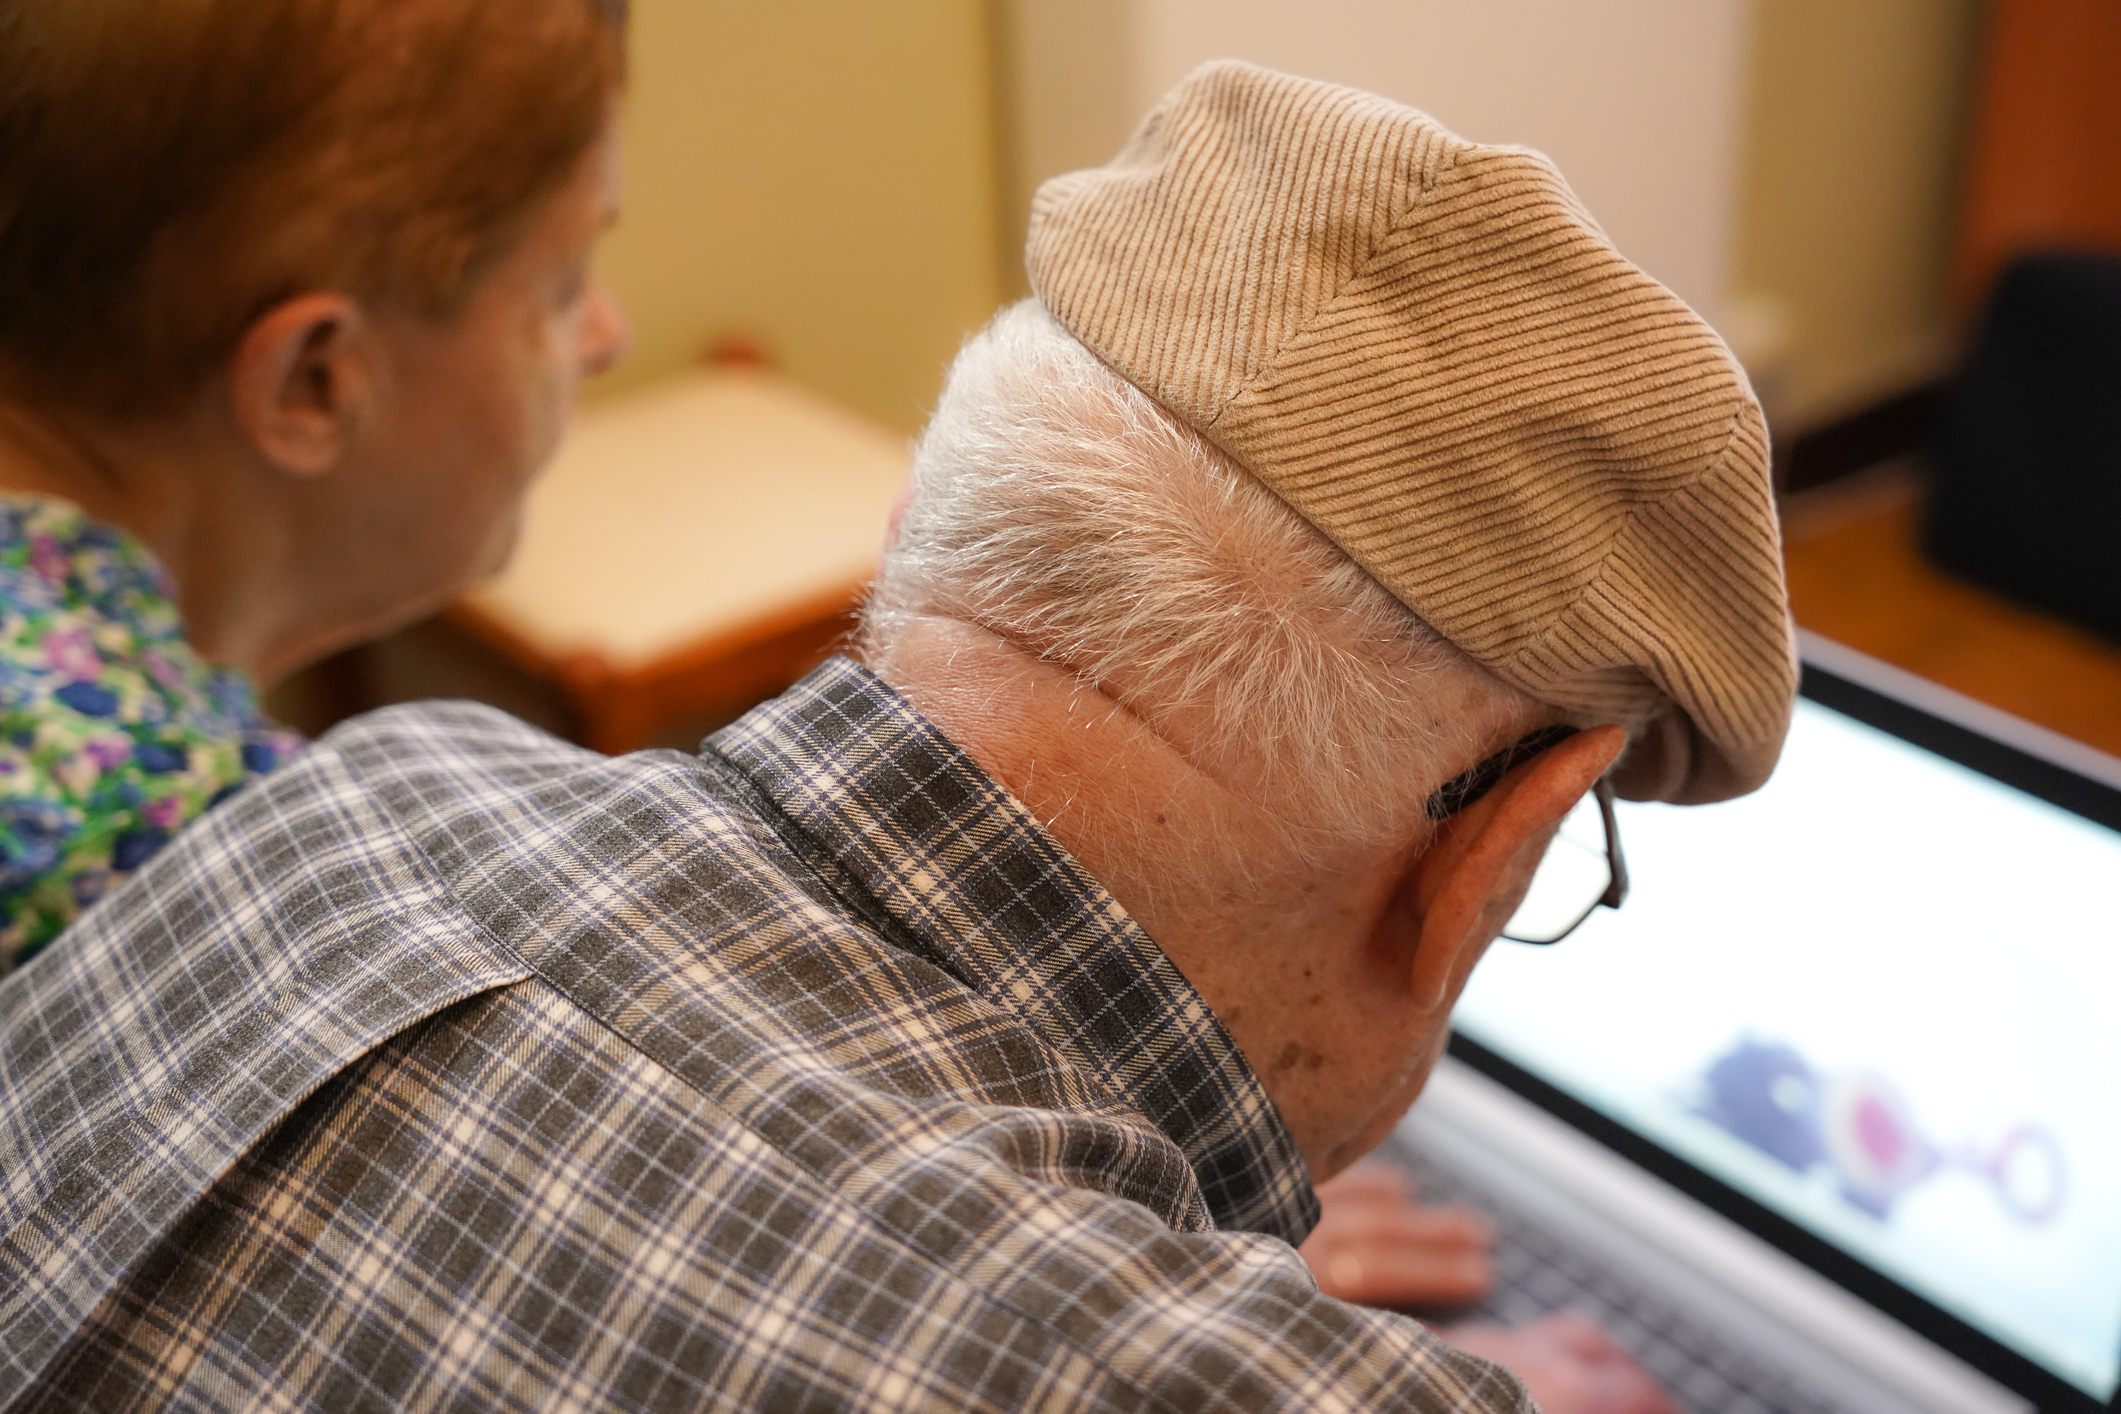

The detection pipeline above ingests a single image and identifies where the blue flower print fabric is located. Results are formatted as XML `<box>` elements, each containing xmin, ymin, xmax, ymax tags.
<box><xmin>0</xmin><ymin>492</ymin><xmax>304</xmax><ymax>968</ymax></box>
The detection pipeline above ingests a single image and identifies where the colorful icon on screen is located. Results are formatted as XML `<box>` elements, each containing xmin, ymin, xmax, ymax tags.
<box><xmin>1692</xmin><ymin>1036</ymin><xmax>2064</xmax><ymax>1225</ymax></box>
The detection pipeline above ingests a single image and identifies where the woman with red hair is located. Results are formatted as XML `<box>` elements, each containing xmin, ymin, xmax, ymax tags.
<box><xmin>0</xmin><ymin>0</ymin><xmax>631</xmax><ymax>964</ymax></box>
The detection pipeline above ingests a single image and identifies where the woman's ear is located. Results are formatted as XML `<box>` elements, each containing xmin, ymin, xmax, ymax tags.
<box><xmin>1404</xmin><ymin>725</ymin><xmax>1626</xmax><ymax>1009</ymax></box>
<box><xmin>228</xmin><ymin>293</ymin><xmax>371</xmax><ymax>478</ymax></box>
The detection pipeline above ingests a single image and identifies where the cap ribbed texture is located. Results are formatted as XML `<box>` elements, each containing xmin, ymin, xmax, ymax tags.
<box><xmin>1026</xmin><ymin>61</ymin><xmax>1796</xmax><ymax>803</ymax></box>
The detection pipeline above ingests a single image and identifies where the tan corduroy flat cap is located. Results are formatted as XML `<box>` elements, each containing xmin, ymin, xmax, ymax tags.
<box><xmin>1027</xmin><ymin>61</ymin><xmax>1797</xmax><ymax>804</ymax></box>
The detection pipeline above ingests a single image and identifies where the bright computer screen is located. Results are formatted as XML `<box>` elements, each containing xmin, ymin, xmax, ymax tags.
<box><xmin>1452</xmin><ymin>692</ymin><xmax>2121</xmax><ymax>1402</ymax></box>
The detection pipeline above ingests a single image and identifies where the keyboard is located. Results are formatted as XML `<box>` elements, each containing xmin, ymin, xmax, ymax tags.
<box><xmin>1388</xmin><ymin>1144</ymin><xmax>1849</xmax><ymax>1414</ymax></box>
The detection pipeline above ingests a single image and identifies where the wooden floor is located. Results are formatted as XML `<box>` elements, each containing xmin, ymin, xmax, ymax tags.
<box><xmin>1780</xmin><ymin>464</ymin><xmax>2121</xmax><ymax>758</ymax></box>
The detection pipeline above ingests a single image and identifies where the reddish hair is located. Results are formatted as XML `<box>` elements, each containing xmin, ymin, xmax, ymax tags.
<box><xmin>0</xmin><ymin>0</ymin><xmax>626</xmax><ymax>418</ymax></box>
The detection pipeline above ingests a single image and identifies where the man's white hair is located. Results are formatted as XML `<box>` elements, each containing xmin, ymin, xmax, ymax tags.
<box><xmin>862</xmin><ymin>300</ymin><xmax>1540</xmax><ymax>852</ymax></box>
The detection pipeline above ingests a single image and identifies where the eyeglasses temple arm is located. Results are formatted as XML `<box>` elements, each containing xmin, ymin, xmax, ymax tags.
<box><xmin>1595</xmin><ymin>776</ymin><xmax>1629</xmax><ymax>909</ymax></box>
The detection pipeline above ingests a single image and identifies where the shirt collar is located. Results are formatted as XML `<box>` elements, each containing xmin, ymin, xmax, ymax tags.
<box><xmin>706</xmin><ymin>655</ymin><xmax>1319</xmax><ymax>1246</ymax></box>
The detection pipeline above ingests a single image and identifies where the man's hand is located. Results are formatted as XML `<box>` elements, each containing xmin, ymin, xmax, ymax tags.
<box><xmin>1444</xmin><ymin>1312</ymin><xmax>1679</xmax><ymax>1414</ymax></box>
<box><xmin>1302</xmin><ymin>1158</ymin><xmax>1494</xmax><ymax>1309</ymax></box>
<box><xmin>1304</xmin><ymin>1163</ymin><xmax>1677</xmax><ymax>1413</ymax></box>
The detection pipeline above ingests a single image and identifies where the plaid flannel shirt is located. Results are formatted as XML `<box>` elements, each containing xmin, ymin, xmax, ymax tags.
<box><xmin>0</xmin><ymin>657</ymin><xmax>1530</xmax><ymax>1412</ymax></box>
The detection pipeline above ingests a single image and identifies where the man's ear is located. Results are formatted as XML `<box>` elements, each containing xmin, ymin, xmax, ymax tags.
<box><xmin>1404</xmin><ymin>725</ymin><xmax>1627</xmax><ymax>1009</ymax></box>
<box><xmin>228</xmin><ymin>293</ymin><xmax>371</xmax><ymax>478</ymax></box>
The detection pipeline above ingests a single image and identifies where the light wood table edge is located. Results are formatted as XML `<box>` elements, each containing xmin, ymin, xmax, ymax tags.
<box><xmin>444</xmin><ymin>576</ymin><xmax>872</xmax><ymax>754</ymax></box>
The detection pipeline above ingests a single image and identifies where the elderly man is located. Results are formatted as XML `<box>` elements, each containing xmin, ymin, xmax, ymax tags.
<box><xmin>0</xmin><ymin>62</ymin><xmax>1792</xmax><ymax>1414</ymax></box>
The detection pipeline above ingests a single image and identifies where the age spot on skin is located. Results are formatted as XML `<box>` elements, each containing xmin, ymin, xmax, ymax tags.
<box><xmin>1275</xmin><ymin>1041</ymin><xmax>1303</xmax><ymax>1072</ymax></box>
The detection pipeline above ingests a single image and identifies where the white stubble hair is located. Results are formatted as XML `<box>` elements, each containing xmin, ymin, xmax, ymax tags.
<box><xmin>861</xmin><ymin>300</ymin><xmax>1538</xmax><ymax>859</ymax></box>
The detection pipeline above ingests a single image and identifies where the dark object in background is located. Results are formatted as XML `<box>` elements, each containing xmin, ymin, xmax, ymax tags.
<box><xmin>1778</xmin><ymin>382</ymin><xmax>1941</xmax><ymax>495</ymax></box>
<box><xmin>1926</xmin><ymin>252</ymin><xmax>2121</xmax><ymax>642</ymax></box>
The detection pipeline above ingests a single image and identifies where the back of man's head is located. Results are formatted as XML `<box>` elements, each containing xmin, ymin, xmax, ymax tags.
<box><xmin>869</xmin><ymin>61</ymin><xmax>1796</xmax><ymax>832</ymax></box>
<box><xmin>864</xmin><ymin>300</ymin><xmax>1537</xmax><ymax>859</ymax></box>
<box><xmin>0</xmin><ymin>0</ymin><xmax>626</xmax><ymax>420</ymax></box>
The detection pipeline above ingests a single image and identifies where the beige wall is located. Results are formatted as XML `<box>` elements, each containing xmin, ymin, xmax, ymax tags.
<box><xmin>1730</xmin><ymin>0</ymin><xmax>1985</xmax><ymax>427</ymax></box>
<box><xmin>592</xmin><ymin>0</ymin><xmax>1982</xmax><ymax>440</ymax></box>
<box><xmin>995</xmin><ymin>0</ymin><xmax>1752</xmax><ymax>321</ymax></box>
<box><xmin>991</xmin><ymin>0</ymin><xmax>1136</xmax><ymax>299</ymax></box>
<box><xmin>998</xmin><ymin>0</ymin><xmax>1986</xmax><ymax>431</ymax></box>
<box><xmin>590</xmin><ymin>0</ymin><xmax>1005</xmax><ymax>434</ymax></box>
<box><xmin>1129</xmin><ymin>0</ymin><xmax>1753</xmax><ymax>322</ymax></box>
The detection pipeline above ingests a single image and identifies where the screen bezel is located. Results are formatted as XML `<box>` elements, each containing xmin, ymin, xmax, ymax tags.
<box><xmin>1449</xmin><ymin>655</ymin><xmax>2121</xmax><ymax>1413</ymax></box>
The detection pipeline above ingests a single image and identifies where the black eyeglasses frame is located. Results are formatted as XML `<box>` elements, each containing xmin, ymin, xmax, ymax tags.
<box><xmin>1422</xmin><ymin>726</ymin><xmax>1630</xmax><ymax>945</ymax></box>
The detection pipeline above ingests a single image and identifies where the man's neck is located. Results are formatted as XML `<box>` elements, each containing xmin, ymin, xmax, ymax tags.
<box><xmin>875</xmin><ymin>615</ymin><xmax>1276</xmax><ymax>911</ymax></box>
<box><xmin>873</xmin><ymin>615</ymin><xmax>1427</xmax><ymax>1172</ymax></box>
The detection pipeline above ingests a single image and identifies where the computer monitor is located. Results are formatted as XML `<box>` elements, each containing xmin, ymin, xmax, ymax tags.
<box><xmin>1450</xmin><ymin>634</ymin><xmax>2121</xmax><ymax>1413</ymax></box>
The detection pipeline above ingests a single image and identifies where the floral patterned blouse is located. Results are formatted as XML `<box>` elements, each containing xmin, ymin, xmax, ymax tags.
<box><xmin>0</xmin><ymin>492</ymin><xmax>303</xmax><ymax>970</ymax></box>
